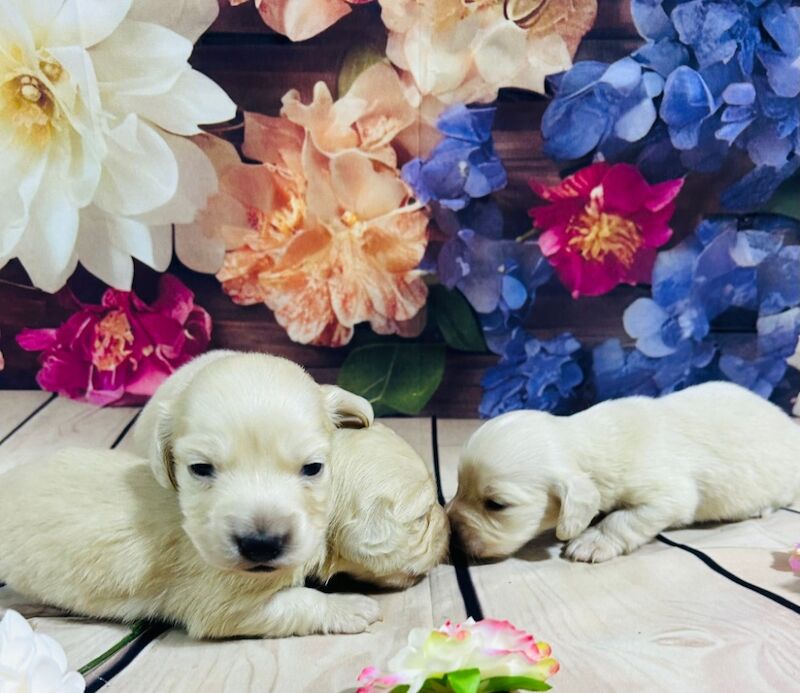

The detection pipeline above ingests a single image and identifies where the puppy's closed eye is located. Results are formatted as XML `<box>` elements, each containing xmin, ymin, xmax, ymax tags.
<box><xmin>483</xmin><ymin>498</ymin><xmax>508</xmax><ymax>512</ymax></box>
<box><xmin>189</xmin><ymin>463</ymin><xmax>216</xmax><ymax>479</ymax></box>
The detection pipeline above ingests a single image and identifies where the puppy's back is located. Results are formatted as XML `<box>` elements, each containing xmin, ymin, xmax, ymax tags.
<box><xmin>657</xmin><ymin>382</ymin><xmax>800</xmax><ymax>516</ymax></box>
<box><xmin>0</xmin><ymin>448</ymin><xmax>185</xmax><ymax>621</ymax></box>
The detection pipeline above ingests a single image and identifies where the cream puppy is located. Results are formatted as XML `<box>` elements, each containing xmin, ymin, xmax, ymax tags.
<box><xmin>322</xmin><ymin>424</ymin><xmax>449</xmax><ymax>588</ymax></box>
<box><xmin>448</xmin><ymin>382</ymin><xmax>800</xmax><ymax>563</ymax></box>
<box><xmin>0</xmin><ymin>447</ymin><xmax>378</xmax><ymax>638</ymax></box>
<box><xmin>1</xmin><ymin>350</ymin><xmax>380</xmax><ymax>638</ymax></box>
<box><xmin>134</xmin><ymin>350</ymin><xmax>448</xmax><ymax>589</ymax></box>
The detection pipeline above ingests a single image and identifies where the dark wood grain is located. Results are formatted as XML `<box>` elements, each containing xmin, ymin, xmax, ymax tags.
<box><xmin>0</xmin><ymin>3</ymin><xmax>752</xmax><ymax>417</ymax></box>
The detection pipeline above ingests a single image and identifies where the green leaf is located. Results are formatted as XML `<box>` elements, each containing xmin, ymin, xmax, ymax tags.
<box><xmin>479</xmin><ymin>676</ymin><xmax>552</xmax><ymax>692</ymax></box>
<box><xmin>764</xmin><ymin>174</ymin><xmax>800</xmax><ymax>220</ymax></box>
<box><xmin>445</xmin><ymin>668</ymin><xmax>482</xmax><ymax>693</ymax></box>
<box><xmin>337</xmin><ymin>43</ymin><xmax>387</xmax><ymax>97</ymax></box>
<box><xmin>429</xmin><ymin>285</ymin><xmax>487</xmax><ymax>353</ymax></box>
<box><xmin>337</xmin><ymin>343</ymin><xmax>446</xmax><ymax>415</ymax></box>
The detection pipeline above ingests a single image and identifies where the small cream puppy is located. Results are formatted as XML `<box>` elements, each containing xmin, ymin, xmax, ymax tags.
<box><xmin>134</xmin><ymin>349</ymin><xmax>447</xmax><ymax>588</ymax></box>
<box><xmin>0</xmin><ymin>350</ymin><xmax>382</xmax><ymax>638</ymax></box>
<box><xmin>321</xmin><ymin>423</ymin><xmax>449</xmax><ymax>588</ymax></box>
<box><xmin>448</xmin><ymin>382</ymin><xmax>800</xmax><ymax>563</ymax></box>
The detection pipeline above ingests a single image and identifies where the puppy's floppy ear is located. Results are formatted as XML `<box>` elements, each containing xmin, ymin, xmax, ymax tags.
<box><xmin>553</xmin><ymin>473</ymin><xmax>600</xmax><ymax>541</ymax></box>
<box><xmin>149</xmin><ymin>402</ymin><xmax>178</xmax><ymax>490</ymax></box>
<box><xmin>320</xmin><ymin>385</ymin><xmax>373</xmax><ymax>428</ymax></box>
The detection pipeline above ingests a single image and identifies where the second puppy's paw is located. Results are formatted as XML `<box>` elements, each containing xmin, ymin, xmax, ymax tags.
<box><xmin>323</xmin><ymin>594</ymin><xmax>381</xmax><ymax>634</ymax></box>
<box><xmin>564</xmin><ymin>528</ymin><xmax>623</xmax><ymax>563</ymax></box>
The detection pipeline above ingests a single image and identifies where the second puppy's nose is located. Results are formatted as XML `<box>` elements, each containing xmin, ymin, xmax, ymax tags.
<box><xmin>235</xmin><ymin>532</ymin><xmax>287</xmax><ymax>563</ymax></box>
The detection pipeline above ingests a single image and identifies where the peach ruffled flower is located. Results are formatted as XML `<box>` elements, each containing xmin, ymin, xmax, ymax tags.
<box><xmin>230</xmin><ymin>0</ymin><xmax>374</xmax><ymax>41</ymax></box>
<box><xmin>379</xmin><ymin>0</ymin><xmax>598</xmax><ymax>105</ymax></box>
<box><xmin>195</xmin><ymin>63</ymin><xmax>429</xmax><ymax>346</ymax></box>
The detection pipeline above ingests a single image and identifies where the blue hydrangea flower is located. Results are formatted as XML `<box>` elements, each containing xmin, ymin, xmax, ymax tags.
<box><xmin>430</xmin><ymin>199</ymin><xmax>553</xmax><ymax>354</ymax></box>
<box><xmin>543</xmin><ymin>0</ymin><xmax>800</xmax><ymax>212</ymax></box>
<box><xmin>542</xmin><ymin>58</ymin><xmax>665</xmax><ymax>161</ymax></box>
<box><xmin>609</xmin><ymin>213</ymin><xmax>800</xmax><ymax>401</ymax></box>
<box><xmin>402</xmin><ymin>105</ymin><xmax>506</xmax><ymax>211</ymax></box>
<box><xmin>480</xmin><ymin>330</ymin><xmax>584</xmax><ymax>417</ymax></box>
<box><xmin>592</xmin><ymin>338</ymin><xmax>716</xmax><ymax>401</ymax></box>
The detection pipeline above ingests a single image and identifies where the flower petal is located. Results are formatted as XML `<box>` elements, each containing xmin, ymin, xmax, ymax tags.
<box><xmin>94</xmin><ymin>116</ymin><xmax>179</xmax><ymax>217</ymax></box>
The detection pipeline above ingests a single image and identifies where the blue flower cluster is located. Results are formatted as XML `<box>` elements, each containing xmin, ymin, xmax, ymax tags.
<box><xmin>402</xmin><ymin>104</ymin><xmax>507</xmax><ymax>210</ymax></box>
<box><xmin>403</xmin><ymin>103</ymin><xmax>584</xmax><ymax>415</ymax></box>
<box><xmin>480</xmin><ymin>330</ymin><xmax>584</xmax><ymax>417</ymax></box>
<box><xmin>543</xmin><ymin>0</ymin><xmax>800</xmax><ymax>211</ymax></box>
<box><xmin>593</xmin><ymin>214</ymin><xmax>800</xmax><ymax>400</ymax></box>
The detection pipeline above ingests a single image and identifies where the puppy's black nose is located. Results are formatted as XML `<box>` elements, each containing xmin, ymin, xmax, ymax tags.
<box><xmin>235</xmin><ymin>532</ymin><xmax>287</xmax><ymax>563</ymax></box>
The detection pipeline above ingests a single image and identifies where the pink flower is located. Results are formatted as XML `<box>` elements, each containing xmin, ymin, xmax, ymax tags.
<box><xmin>790</xmin><ymin>544</ymin><xmax>800</xmax><ymax>573</ymax></box>
<box><xmin>357</xmin><ymin>617</ymin><xmax>559</xmax><ymax>693</ymax></box>
<box><xmin>529</xmin><ymin>163</ymin><xmax>684</xmax><ymax>298</ymax></box>
<box><xmin>232</xmin><ymin>0</ymin><xmax>374</xmax><ymax>41</ymax></box>
<box><xmin>16</xmin><ymin>275</ymin><xmax>211</xmax><ymax>406</ymax></box>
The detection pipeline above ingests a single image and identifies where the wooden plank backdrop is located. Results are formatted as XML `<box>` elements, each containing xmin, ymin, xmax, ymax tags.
<box><xmin>0</xmin><ymin>1</ymin><xmax>752</xmax><ymax>417</ymax></box>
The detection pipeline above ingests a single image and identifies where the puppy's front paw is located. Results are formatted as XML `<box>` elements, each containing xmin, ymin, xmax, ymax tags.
<box><xmin>323</xmin><ymin>594</ymin><xmax>381</xmax><ymax>634</ymax></box>
<box><xmin>564</xmin><ymin>528</ymin><xmax>623</xmax><ymax>563</ymax></box>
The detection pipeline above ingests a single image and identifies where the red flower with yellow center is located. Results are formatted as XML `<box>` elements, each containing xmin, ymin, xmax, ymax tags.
<box><xmin>529</xmin><ymin>163</ymin><xmax>684</xmax><ymax>298</ymax></box>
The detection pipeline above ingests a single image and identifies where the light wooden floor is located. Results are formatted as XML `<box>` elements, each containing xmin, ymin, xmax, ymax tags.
<box><xmin>0</xmin><ymin>392</ymin><xmax>798</xmax><ymax>692</ymax></box>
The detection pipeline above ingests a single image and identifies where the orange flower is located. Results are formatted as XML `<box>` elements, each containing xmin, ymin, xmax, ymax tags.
<box><xmin>199</xmin><ymin>64</ymin><xmax>429</xmax><ymax>346</ymax></box>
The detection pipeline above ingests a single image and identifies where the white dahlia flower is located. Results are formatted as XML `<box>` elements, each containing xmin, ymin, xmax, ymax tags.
<box><xmin>0</xmin><ymin>0</ymin><xmax>236</xmax><ymax>291</ymax></box>
<box><xmin>0</xmin><ymin>609</ymin><xmax>85</xmax><ymax>692</ymax></box>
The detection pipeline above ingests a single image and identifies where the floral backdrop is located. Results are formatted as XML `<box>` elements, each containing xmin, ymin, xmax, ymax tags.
<box><xmin>1</xmin><ymin>0</ymin><xmax>799</xmax><ymax>418</ymax></box>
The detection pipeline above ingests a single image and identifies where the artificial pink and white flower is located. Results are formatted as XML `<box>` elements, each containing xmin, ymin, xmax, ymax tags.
<box><xmin>790</xmin><ymin>544</ymin><xmax>800</xmax><ymax>573</ymax></box>
<box><xmin>0</xmin><ymin>609</ymin><xmax>85</xmax><ymax>693</ymax></box>
<box><xmin>231</xmin><ymin>0</ymin><xmax>374</xmax><ymax>41</ymax></box>
<box><xmin>529</xmin><ymin>163</ymin><xmax>684</xmax><ymax>298</ymax></box>
<box><xmin>16</xmin><ymin>275</ymin><xmax>211</xmax><ymax>406</ymax></box>
<box><xmin>0</xmin><ymin>0</ymin><xmax>235</xmax><ymax>293</ymax></box>
<box><xmin>357</xmin><ymin>618</ymin><xmax>559</xmax><ymax>693</ymax></box>
<box><xmin>378</xmin><ymin>0</ymin><xmax>597</xmax><ymax>105</ymax></box>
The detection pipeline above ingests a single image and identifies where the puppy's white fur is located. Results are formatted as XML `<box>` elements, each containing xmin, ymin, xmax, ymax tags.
<box><xmin>323</xmin><ymin>424</ymin><xmax>449</xmax><ymax>588</ymax></box>
<box><xmin>0</xmin><ymin>350</ymin><xmax>381</xmax><ymax>638</ymax></box>
<box><xmin>0</xmin><ymin>448</ymin><xmax>378</xmax><ymax>638</ymax></box>
<box><xmin>448</xmin><ymin>382</ymin><xmax>800</xmax><ymax>562</ymax></box>
<box><xmin>135</xmin><ymin>350</ymin><xmax>446</xmax><ymax>589</ymax></box>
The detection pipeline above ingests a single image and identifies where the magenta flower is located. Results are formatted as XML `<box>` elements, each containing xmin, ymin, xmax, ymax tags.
<box><xmin>17</xmin><ymin>275</ymin><xmax>211</xmax><ymax>406</ymax></box>
<box><xmin>790</xmin><ymin>544</ymin><xmax>800</xmax><ymax>574</ymax></box>
<box><xmin>529</xmin><ymin>163</ymin><xmax>684</xmax><ymax>298</ymax></box>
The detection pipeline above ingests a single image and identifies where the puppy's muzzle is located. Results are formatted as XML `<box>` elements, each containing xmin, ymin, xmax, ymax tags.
<box><xmin>235</xmin><ymin>532</ymin><xmax>288</xmax><ymax>569</ymax></box>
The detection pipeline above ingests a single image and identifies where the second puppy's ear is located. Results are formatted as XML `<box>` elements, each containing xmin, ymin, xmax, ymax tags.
<box><xmin>150</xmin><ymin>402</ymin><xmax>178</xmax><ymax>490</ymax></box>
<box><xmin>321</xmin><ymin>385</ymin><xmax>374</xmax><ymax>428</ymax></box>
<box><xmin>553</xmin><ymin>473</ymin><xmax>600</xmax><ymax>541</ymax></box>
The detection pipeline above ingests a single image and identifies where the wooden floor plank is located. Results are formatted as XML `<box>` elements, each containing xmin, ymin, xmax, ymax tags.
<box><xmin>434</xmin><ymin>419</ymin><xmax>480</xmax><ymax>501</ymax></box>
<box><xmin>468</xmin><ymin>545</ymin><xmax>799</xmax><ymax>691</ymax></box>
<box><xmin>0</xmin><ymin>391</ymin><xmax>51</xmax><ymax>441</ymax></box>
<box><xmin>0</xmin><ymin>396</ymin><xmax>140</xmax><ymax>475</ymax></box>
<box><xmin>435</xmin><ymin>420</ymin><xmax>800</xmax><ymax>691</ymax></box>
<box><xmin>663</xmin><ymin>512</ymin><xmax>800</xmax><ymax>606</ymax></box>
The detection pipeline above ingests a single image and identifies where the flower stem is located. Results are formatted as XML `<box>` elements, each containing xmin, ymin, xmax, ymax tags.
<box><xmin>77</xmin><ymin>622</ymin><xmax>146</xmax><ymax>675</ymax></box>
<box><xmin>515</xmin><ymin>228</ymin><xmax>540</xmax><ymax>243</ymax></box>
